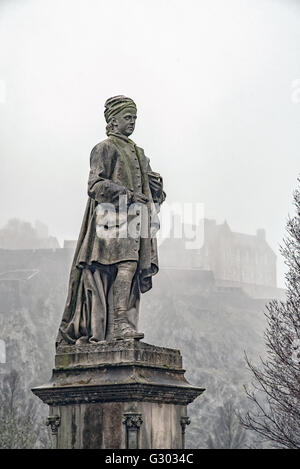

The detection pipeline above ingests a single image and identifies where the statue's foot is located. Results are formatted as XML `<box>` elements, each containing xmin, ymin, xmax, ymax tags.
<box><xmin>122</xmin><ymin>329</ymin><xmax>144</xmax><ymax>340</ymax></box>
<box><xmin>114</xmin><ymin>319</ymin><xmax>144</xmax><ymax>341</ymax></box>
<box><xmin>114</xmin><ymin>328</ymin><xmax>144</xmax><ymax>340</ymax></box>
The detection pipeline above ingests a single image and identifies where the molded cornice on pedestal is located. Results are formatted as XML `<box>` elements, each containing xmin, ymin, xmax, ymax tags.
<box><xmin>32</xmin><ymin>380</ymin><xmax>203</xmax><ymax>406</ymax></box>
<box><xmin>32</xmin><ymin>340</ymin><xmax>204</xmax><ymax>406</ymax></box>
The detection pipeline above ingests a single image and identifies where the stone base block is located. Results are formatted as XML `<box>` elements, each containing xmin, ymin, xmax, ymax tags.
<box><xmin>32</xmin><ymin>339</ymin><xmax>204</xmax><ymax>449</ymax></box>
<box><xmin>48</xmin><ymin>401</ymin><xmax>188</xmax><ymax>449</ymax></box>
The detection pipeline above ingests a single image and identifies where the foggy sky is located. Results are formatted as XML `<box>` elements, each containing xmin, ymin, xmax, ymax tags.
<box><xmin>0</xmin><ymin>0</ymin><xmax>299</xmax><ymax>287</ymax></box>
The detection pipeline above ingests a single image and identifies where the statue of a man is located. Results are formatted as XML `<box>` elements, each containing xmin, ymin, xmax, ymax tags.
<box><xmin>56</xmin><ymin>96</ymin><xmax>166</xmax><ymax>345</ymax></box>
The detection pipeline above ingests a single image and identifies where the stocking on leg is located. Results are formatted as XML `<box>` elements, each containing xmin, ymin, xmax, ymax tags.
<box><xmin>113</xmin><ymin>261</ymin><xmax>144</xmax><ymax>340</ymax></box>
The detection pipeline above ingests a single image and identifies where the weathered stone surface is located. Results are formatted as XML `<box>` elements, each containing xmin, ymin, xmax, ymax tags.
<box><xmin>48</xmin><ymin>401</ymin><xmax>188</xmax><ymax>449</ymax></box>
<box><xmin>55</xmin><ymin>338</ymin><xmax>182</xmax><ymax>369</ymax></box>
<box><xmin>32</xmin><ymin>340</ymin><xmax>204</xmax><ymax>448</ymax></box>
<box><xmin>32</xmin><ymin>340</ymin><xmax>203</xmax><ymax>407</ymax></box>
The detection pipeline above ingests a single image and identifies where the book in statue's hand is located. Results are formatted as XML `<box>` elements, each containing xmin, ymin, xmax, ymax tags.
<box><xmin>148</xmin><ymin>171</ymin><xmax>163</xmax><ymax>193</ymax></box>
<box><xmin>148</xmin><ymin>171</ymin><xmax>162</xmax><ymax>182</ymax></box>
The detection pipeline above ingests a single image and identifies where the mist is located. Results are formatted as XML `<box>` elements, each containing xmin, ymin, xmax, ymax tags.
<box><xmin>0</xmin><ymin>0</ymin><xmax>300</xmax><ymax>287</ymax></box>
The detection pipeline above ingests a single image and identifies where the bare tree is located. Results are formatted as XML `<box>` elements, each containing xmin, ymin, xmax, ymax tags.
<box><xmin>242</xmin><ymin>178</ymin><xmax>300</xmax><ymax>449</ymax></box>
<box><xmin>0</xmin><ymin>368</ymin><xmax>50</xmax><ymax>449</ymax></box>
<box><xmin>0</xmin><ymin>369</ymin><xmax>34</xmax><ymax>448</ymax></box>
<box><xmin>206</xmin><ymin>399</ymin><xmax>247</xmax><ymax>449</ymax></box>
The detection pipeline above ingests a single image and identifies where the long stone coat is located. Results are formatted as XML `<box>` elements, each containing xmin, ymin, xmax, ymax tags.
<box><xmin>57</xmin><ymin>132</ymin><xmax>166</xmax><ymax>345</ymax></box>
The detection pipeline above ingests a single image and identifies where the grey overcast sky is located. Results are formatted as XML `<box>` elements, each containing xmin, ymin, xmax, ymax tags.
<box><xmin>0</xmin><ymin>0</ymin><xmax>299</xmax><ymax>286</ymax></box>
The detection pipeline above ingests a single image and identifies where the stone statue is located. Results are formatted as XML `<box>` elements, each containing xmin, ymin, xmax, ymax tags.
<box><xmin>33</xmin><ymin>100</ymin><xmax>203</xmax><ymax>449</ymax></box>
<box><xmin>56</xmin><ymin>96</ymin><xmax>166</xmax><ymax>346</ymax></box>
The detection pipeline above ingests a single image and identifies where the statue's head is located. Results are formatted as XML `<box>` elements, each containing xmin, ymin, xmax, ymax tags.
<box><xmin>104</xmin><ymin>95</ymin><xmax>137</xmax><ymax>137</ymax></box>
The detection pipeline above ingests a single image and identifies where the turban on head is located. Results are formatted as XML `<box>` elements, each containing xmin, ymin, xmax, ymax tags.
<box><xmin>104</xmin><ymin>95</ymin><xmax>137</xmax><ymax>123</ymax></box>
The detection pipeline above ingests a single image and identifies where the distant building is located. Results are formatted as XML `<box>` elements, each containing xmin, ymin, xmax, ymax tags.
<box><xmin>63</xmin><ymin>240</ymin><xmax>77</xmax><ymax>250</ymax></box>
<box><xmin>0</xmin><ymin>218</ymin><xmax>284</xmax><ymax>301</ymax></box>
<box><xmin>159</xmin><ymin>219</ymin><xmax>279</xmax><ymax>298</ymax></box>
<box><xmin>0</xmin><ymin>219</ymin><xmax>60</xmax><ymax>250</ymax></box>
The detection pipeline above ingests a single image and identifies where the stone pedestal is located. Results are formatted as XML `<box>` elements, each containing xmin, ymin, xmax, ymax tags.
<box><xmin>32</xmin><ymin>339</ymin><xmax>204</xmax><ymax>449</ymax></box>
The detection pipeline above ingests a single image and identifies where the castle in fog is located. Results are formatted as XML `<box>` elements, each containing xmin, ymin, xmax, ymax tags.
<box><xmin>0</xmin><ymin>218</ymin><xmax>283</xmax><ymax>305</ymax></box>
<box><xmin>159</xmin><ymin>218</ymin><xmax>279</xmax><ymax>299</ymax></box>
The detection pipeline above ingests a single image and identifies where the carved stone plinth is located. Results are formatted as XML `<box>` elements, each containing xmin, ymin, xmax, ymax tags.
<box><xmin>32</xmin><ymin>340</ymin><xmax>204</xmax><ymax>449</ymax></box>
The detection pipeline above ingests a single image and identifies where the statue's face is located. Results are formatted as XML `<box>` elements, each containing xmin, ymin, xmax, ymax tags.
<box><xmin>112</xmin><ymin>108</ymin><xmax>137</xmax><ymax>137</ymax></box>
